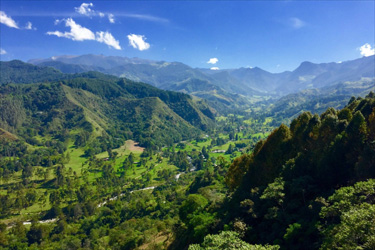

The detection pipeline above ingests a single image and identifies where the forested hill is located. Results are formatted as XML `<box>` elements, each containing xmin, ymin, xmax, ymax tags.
<box><xmin>216</xmin><ymin>92</ymin><xmax>375</xmax><ymax>249</ymax></box>
<box><xmin>0</xmin><ymin>61</ymin><xmax>215</xmax><ymax>148</ymax></box>
<box><xmin>0</xmin><ymin>60</ymin><xmax>66</xmax><ymax>84</ymax></box>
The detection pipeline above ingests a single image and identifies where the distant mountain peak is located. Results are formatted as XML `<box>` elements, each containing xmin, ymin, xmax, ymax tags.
<box><xmin>294</xmin><ymin>61</ymin><xmax>320</xmax><ymax>74</ymax></box>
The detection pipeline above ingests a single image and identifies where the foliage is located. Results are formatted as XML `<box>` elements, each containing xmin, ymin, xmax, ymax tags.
<box><xmin>319</xmin><ymin>179</ymin><xmax>375</xmax><ymax>249</ymax></box>
<box><xmin>188</xmin><ymin>231</ymin><xmax>280</xmax><ymax>250</ymax></box>
<box><xmin>219</xmin><ymin>93</ymin><xmax>375</xmax><ymax>249</ymax></box>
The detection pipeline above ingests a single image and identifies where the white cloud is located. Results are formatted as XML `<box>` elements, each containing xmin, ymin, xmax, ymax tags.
<box><xmin>207</xmin><ymin>58</ymin><xmax>218</xmax><ymax>64</ymax></box>
<box><xmin>0</xmin><ymin>11</ymin><xmax>19</xmax><ymax>29</ymax></box>
<box><xmin>47</xmin><ymin>18</ymin><xmax>121</xmax><ymax>50</ymax></box>
<box><xmin>359</xmin><ymin>43</ymin><xmax>375</xmax><ymax>57</ymax></box>
<box><xmin>127</xmin><ymin>34</ymin><xmax>150</xmax><ymax>51</ymax></box>
<box><xmin>0</xmin><ymin>12</ymin><xmax>35</xmax><ymax>30</ymax></box>
<box><xmin>75</xmin><ymin>3</ymin><xmax>95</xmax><ymax>16</ymax></box>
<box><xmin>47</xmin><ymin>18</ymin><xmax>96</xmax><ymax>41</ymax></box>
<box><xmin>75</xmin><ymin>2</ymin><xmax>115</xmax><ymax>23</ymax></box>
<box><xmin>0</xmin><ymin>48</ymin><xmax>6</xmax><ymax>55</ymax></box>
<box><xmin>25</xmin><ymin>21</ymin><xmax>36</xmax><ymax>30</ymax></box>
<box><xmin>210</xmin><ymin>67</ymin><xmax>220</xmax><ymax>70</ymax></box>
<box><xmin>108</xmin><ymin>14</ymin><xmax>115</xmax><ymax>23</ymax></box>
<box><xmin>96</xmin><ymin>31</ymin><xmax>121</xmax><ymax>50</ymax></box>
<box><xmin>289</xmin><ymin>17</ymin><xmax>305</xmax><ymax>29</ymax></box>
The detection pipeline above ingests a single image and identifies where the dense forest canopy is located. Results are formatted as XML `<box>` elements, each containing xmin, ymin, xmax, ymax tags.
<box><xmin>220</xmin><ymin>92</ymin><xmax>375</xmax><ymax>249</ymax></box>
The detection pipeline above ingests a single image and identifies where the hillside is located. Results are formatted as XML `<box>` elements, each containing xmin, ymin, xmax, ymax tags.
<box><xmin>0</xmin><ymin>60</ymin><xmax>66</xmax><ymax>84</ymax></box>
<box><xmin>265</xmin><ymin>78</ymin><xmax>375</xmax><ymax>125</ymax></box>
<box><xmin>29</xmin><ymin>56</ymin><xmax>254</xmax><ymax>110</ymax></box>
<box><xmin>0</xmin><ymin>61</ymin><xmax>215</xmax><ymax>148</ymax></box>
<box><xmin>165</xmin><ymin>92</ymin><xmax>375</xmax><ymax>250</ymax></box>
<box><xmin>218</xmin><ymin>92</ymin><xmax>375</xmax><ymax>249</ymax></box>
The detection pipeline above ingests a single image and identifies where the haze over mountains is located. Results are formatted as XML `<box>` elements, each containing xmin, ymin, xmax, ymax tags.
<box><xmin>29</xmin><ymin>54</ymin><xmax>375</xmax><ymax>98</ymax></box>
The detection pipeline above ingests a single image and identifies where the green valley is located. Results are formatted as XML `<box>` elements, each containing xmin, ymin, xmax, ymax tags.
<box><xmin>0</xmin><ymin>55</ymin><xmax>374</xmax><ymax>250</ymax></box>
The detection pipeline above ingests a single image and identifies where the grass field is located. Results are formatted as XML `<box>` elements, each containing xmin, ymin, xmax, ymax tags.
<box><xmin>66</xmin><ymin>144</ymin><xmax>86</xmax><ymax>176</ymax></box>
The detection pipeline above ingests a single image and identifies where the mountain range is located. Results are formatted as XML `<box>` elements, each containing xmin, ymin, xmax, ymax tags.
<box><xmin>1</xmin><ymin>54</ymin><xmax>373</xmax><ymax>122</ymax></box>
<box><xmin>29</xmin><ymin>54</ymin><xmax>374</xmax><ymax>97</ymax></box>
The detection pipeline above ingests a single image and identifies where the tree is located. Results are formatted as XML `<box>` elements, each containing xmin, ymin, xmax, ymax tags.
<box><xmin>128</xmin><ymin>153</ymin><xmax>135</xmax><ymax>165</ymax></box>
<box><xmin>321</xmin><ymin>203</ymin><xmax>375</xmax><ymax>249</ymax></box>
<box><xmin>229</xmin><ymin>132</ymin><xmax>234</xmax><ymax>140</ymax></box>
<box><xmin>21</xmin><ymin>164</ymin><xmax>33</xmax><ymax>183</ymax></box>
<box><xmin>226</xmin><ymin>144</ymin><xmax>235</xmax><ymax>154</ymax></box>
<box><xmin>55</xmin><ymin>165</ymin><xmax>65</xmax><ymax>187</ymax></box>
<box><xmin>216</xmin><ymin>155</ymin><xmax>229</xmax><ymax>168</ymax></box>
<box><xmin>260</xmin><ymin>177</ymin><xmax>285</xmax><ymax>207</ymax></box>
<box><xmin>320</xmin><ymin>179</ymin><xmax>375</xmax><ymax>249</ymax></box>
<box><xmin>225</xmin><ymin>154</ymin><xmax>252</xmax><ymax>191</ymax></box>
<box><xmin>188</xmin><ymin>231</ymin><xmax>280</xmax><ymax>250</ymax></box>
<box><xmin>49</xmin><ymin>190</ymin><xmax>62</xmax><ymax>206</ymax></box>
<box><xmin>27</xmin><ymin>222</ymin><xmax>47</xmax><ymax>245</ymax></box>
<box><xmin>347</xmin><ymin>111</ymin><xmax>367</xmax><ymax>142</ymax></box>
<box><xmin>202</xmin><ymin>146</ymin><xmax>209</xmax><ymax>159</ymax></box>
<box><xmin>187</xmin><ymin>212</ymin><xmax>216</xmax><ymax>241</ymax></box>
<box><xmin>179</xmin><ymin>194</ymin><xmax>208</xmax><ymax>222</ymax></box>
<box><xmin>73</xmin><ymin>203</ymin><xmax>83</xmax><ymax>220</ymax></box>
<box><xmin>38</xmin><ymin>192</ymin><xmax>47</xmax><ymax>211</ymax></box>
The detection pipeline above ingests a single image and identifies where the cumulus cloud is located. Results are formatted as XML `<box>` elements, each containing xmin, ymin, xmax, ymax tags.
<box><xmin>0</xmin><ymin>48</ymin><xmax>6</xmax><ymax>55</ymax></box>
<box><xmin>108</xmin><ymin>14</ymin><xmax>115</xmax><ymax>23</ymax></box>
<box><xmin>75</xmin><ymin>3</ymin><xmax>95</xmax><ymax>16</ymax></box>
<box><xmin>75</xmin><ymin>2</ymin><xmax>115</xmax><ymax>23</ymax></box>
<box><xmin>96</xmin><ymin>31</ymin><xmax>121</xmax><ymax>50</ymax></box>
<box><xmin>47</xmin><ymin>18</ymin><xmax>121</xmax><ymax>50</ymax></box>
<box><xmin>127</xmin><ymin>34</ymin><xmax>150</xmax><ymax>51</ymax></box>
<box><xmin>207</xmin><ymin>58</ymin><xmax>218</xmax><ymax>64</ymax></box>
<box><xmin>47</xmin><ymin>18</ymin><xmax>96</xmax><ymax>41</ymax></box>
<box><xmin>25</xmin><ymin>21</ymin><xmax>36</xmax><ymax>30</ymax></box>
<box><xmin>210</xmin><ymin>67</ymin><xmax>220</xmax><ymax>70</ymax></box>
<box><xmin>0</xmin><ymin>11</ymin><xmax>19</xmax><ymax>29</ymax></box>
<box><xmin>359</xmin><ymin>43</ymin><xmax>375</xmax><ymax>57</ymax></box>
<box><xmin>289</xmin><ymin>17</ymin><xmax>305</xmax><ymax>29</ymax></box>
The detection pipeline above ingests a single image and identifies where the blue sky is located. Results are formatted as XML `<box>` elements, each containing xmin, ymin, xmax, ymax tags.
<box><xmin>1</xmin><ymin>1</ymin><xmax>374</xmax><ymax>72</ymax></box>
